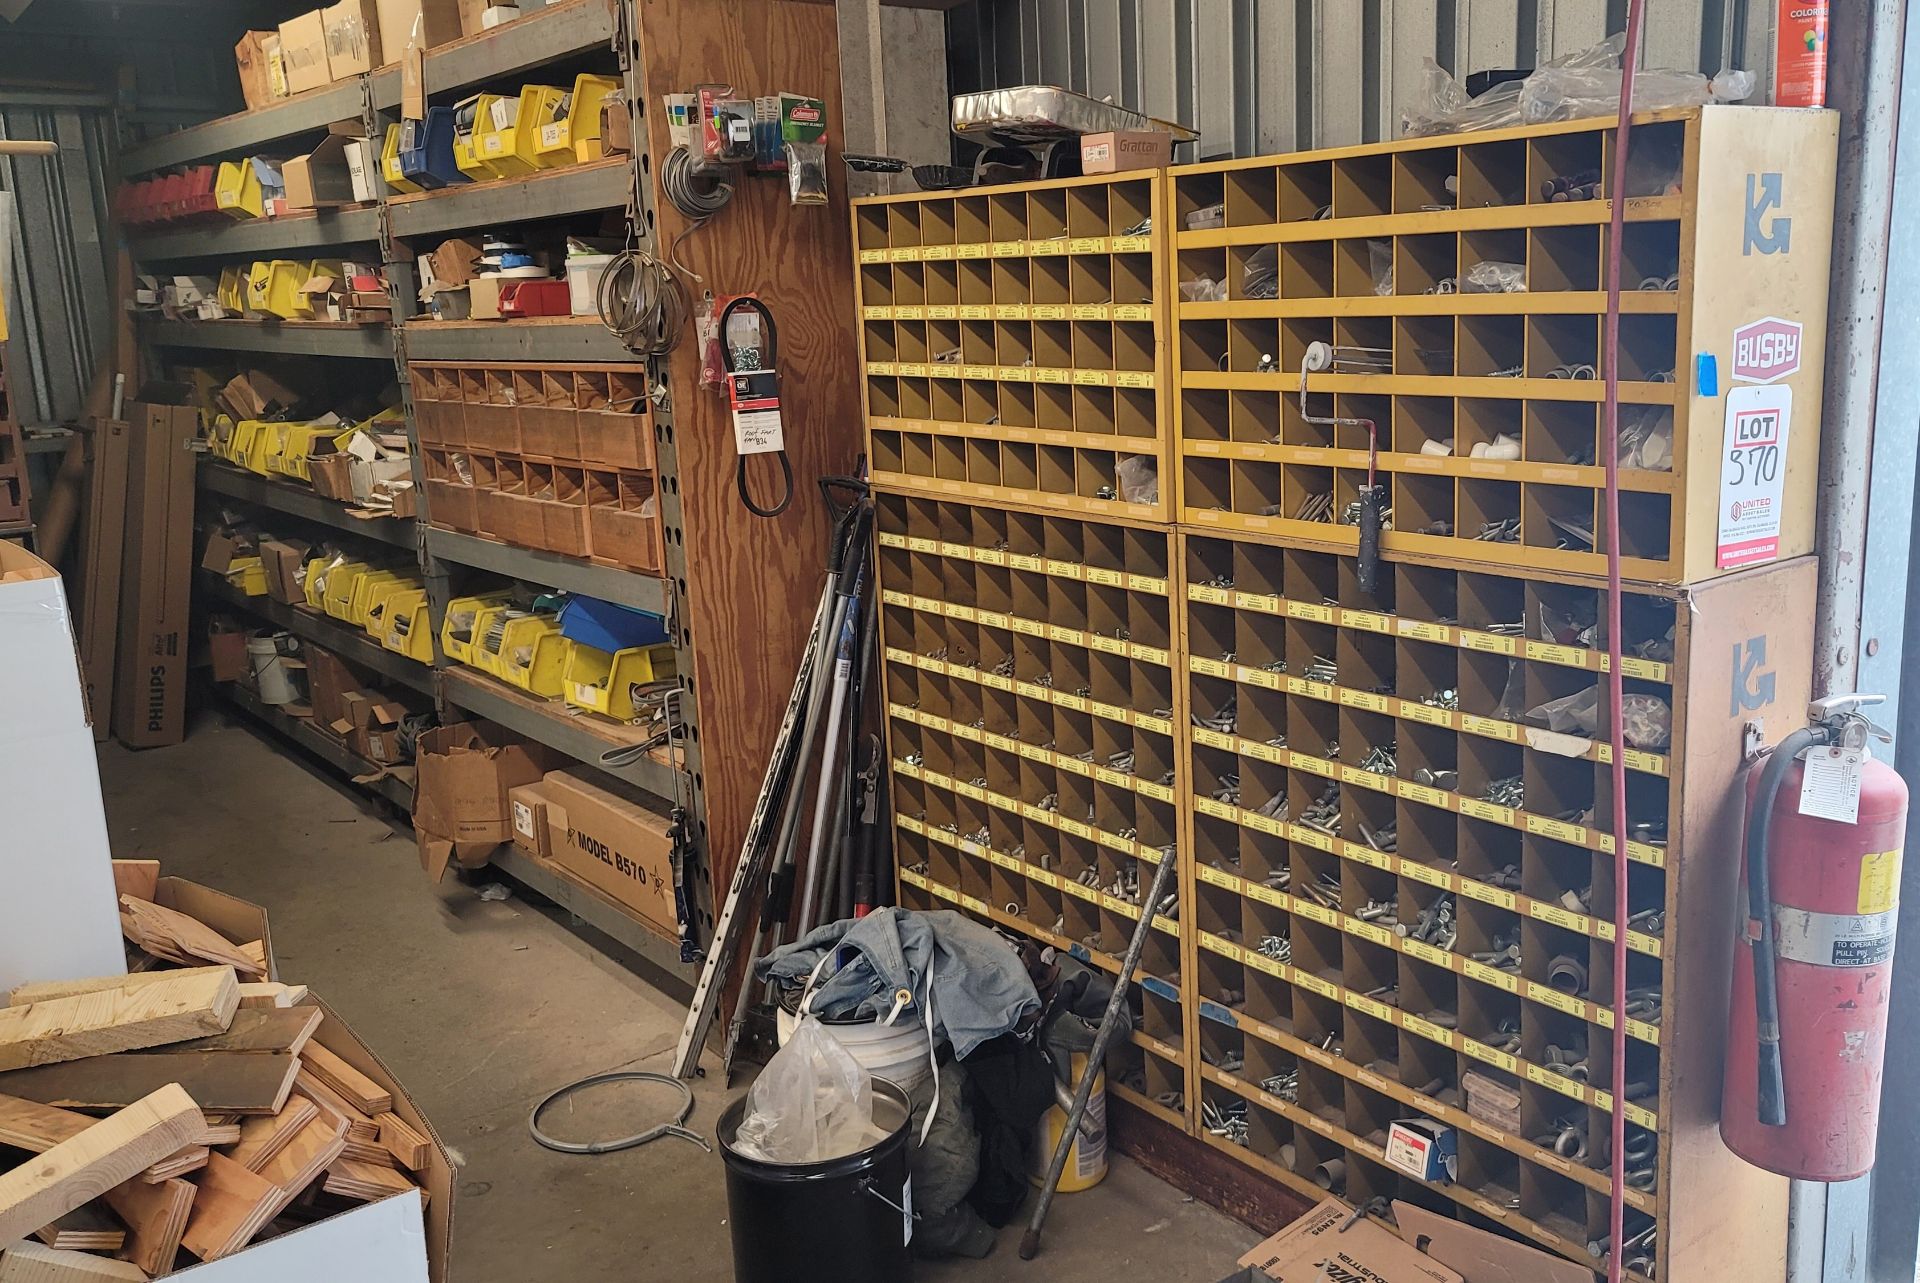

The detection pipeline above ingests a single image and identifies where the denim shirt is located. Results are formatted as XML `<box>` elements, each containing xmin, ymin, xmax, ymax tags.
<box><xmin>758</xmin><ymin>908</ymin><xmax>1040</xmax><ymax>1060</ymax></box>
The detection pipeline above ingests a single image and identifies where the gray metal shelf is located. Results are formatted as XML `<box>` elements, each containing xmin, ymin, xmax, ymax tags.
<box><xmin>199</xmin><ymin>463</ymin><xmax>417</xmax><ymax>547</ymax></box>
<box><xmin>400</xmin><ymin>318</ymin><xmax>639</xmax><ymax>363</ymax></box>
<box><xmin>122</xmin><ymin>1</ymin><xmax>616</xmax><ymax>175</ymax></box>
<box><xmin>145</xmin><ymin>317</ymin><xmax>392</xmax><ymax>359</ymax></box>
<box><xmin>488</xmin><ymin>846</ymin><xmax>694</xmax><ymax>991</ymax></box>
<box><xmin>222</xmin><ymin>682</ymin><xmax>416</xmax><ymax>813</ymax></box>
<box><xmin>425</xmin><ymin>527</ymin><xmax>667</xmax><ymax>613</ymax></box>
<box><xmin>388</xmin><ymin>160</ymin><xmax>628</xmax><ymax>239</ymax></box>
<box><xmin>200</xmin><ymin>574</ymin><xmax>433</xmax><ymax>696</ymax></box>
<box><xmin>131</xmin><ymin>206</ymin><xmax>382</xmax><ymax>262</ymax></box>
<box><xmin>441</xmin><ymin>667</ymin><xmax>683</xmax><ymax>801</ymax></box>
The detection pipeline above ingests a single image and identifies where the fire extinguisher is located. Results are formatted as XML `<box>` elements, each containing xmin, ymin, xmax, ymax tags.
<box><xmin>1723</xmin><ymin>694</ymin><xmax>1908</xmax><ymax>1180</ymax></box>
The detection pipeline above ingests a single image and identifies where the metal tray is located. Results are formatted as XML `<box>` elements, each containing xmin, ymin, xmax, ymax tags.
<box><xmin>951</xmin><ymin>86</ymin><xmax>1198</xmax><ymax>146</ymax></box>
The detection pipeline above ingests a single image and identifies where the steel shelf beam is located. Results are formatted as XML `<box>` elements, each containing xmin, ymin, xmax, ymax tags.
<box><xmin>425</xmin><ymin>527</ymin><xmax>667</xmax><ymax>613</ymax></box>
<box><xmin>441</xmin><ymin>668</ymin><xmax>682</xmax><ymax>800</ymax></box>
<box><xmin>489</xmin><ymin>846</ymin><xmax>694</xmax><ymax>991</ymax></box>
<box><xmin>123</xmin><ymin>81</ymin><xmax>363</xmax><ymax>174</ymax></box>
<box><xmin>145</xmin><ymin>318</ymin><xmax>392</xmax><ymax>359</ymax></box>
<box><xmin>131</xmin><ymin>207</ymin><xmax>382</xmax><ymax>262</ymax></box>
<box><xmin>200</xmin><ymin>575</ymin><xmax>433</xmax><ymax>696</ymax></box>
<box><xmin>222</xmin><ymin>683</ymin><xmax>416</xmax><ymax>812</ymax></box>
<box><xmin>388</xmin><ymin>161</ymin><xmax>628</xmax><ymax>240</ymax></box>
<box><xmin>199</xmin><ymin>464</ymin><xmax>416</xmax><ymax>547</ymax></box>
<box><xmin>400</xmin><ymin>319</ymin><xmax>640</xmax><ymax>363</ymax></box>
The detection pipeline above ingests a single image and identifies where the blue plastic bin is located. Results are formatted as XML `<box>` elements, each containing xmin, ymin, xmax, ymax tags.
<box><xmin>559</xmin><ymin>595</ymin><xmax>669</xmax><ymax>653</ymax></box>
<box><xmin>399</xmin><ymin>108</ymin><xmax>469</xmax><ymax>190</ymax></box>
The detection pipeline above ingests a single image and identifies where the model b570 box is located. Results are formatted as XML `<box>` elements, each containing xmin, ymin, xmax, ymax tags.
<box><xmin>538</xmin><ymin>770</ymin><xmax>677</xmax><ymax>934</ymax></box>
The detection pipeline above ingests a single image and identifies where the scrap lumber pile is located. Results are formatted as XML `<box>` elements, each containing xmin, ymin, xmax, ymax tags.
<box><xmin>0</xmin><ymin>864</ymin><xmax>433</xmax><ymax>1277</ymax></box>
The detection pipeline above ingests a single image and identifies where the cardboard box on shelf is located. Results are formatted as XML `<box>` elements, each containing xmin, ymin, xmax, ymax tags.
<box><xmin>217</xmin><ymin>368</ymin><xmax>298</xmax><ymax>422</ymax></box>
<box><xmin>343</xmin><ymin>136</ymin><xmax>380</xmax><ymax>202</ymax></box>
<box><xmin>208</xmin><ymin>620</ymin><xmax>251</xmax><ymax>684</ymax></box>
<box><xmin>347</xmin><ymin>694</ymin><xmax>408</xmax><ymax>764</ymax></box>
<box><xmin>321</xmin><ymin>0</ymin><xmax>382</xmax><ymax>78</ymax></box>
<box><xmin>261</xmin><ymin>539</ymin><xmax>313</xmax><ymax>605</ymax></box>
<box><xmin>1383</xmin><ymin>1118</ymin><xmax>1456</xmax><ymax>1183</ymax></box>
<box><xmin>374</xmin><ymin>0</ymin><xmax>461</xmax><ymax>63</ymax></box>
<box><xmin>456</xmin><ymin>0</ymin><xmax>515</xmax><ymax>34</ymax></box>
<box><xmin>113</xmin><ymin>399</ymin><xmax>199</xmax><ymax>749</ymax></box>
<box><xmin>467</xmin><ymin>277</ymin><xmax>505</xmax><ymax>320</ymax></box>
<box><xmin>0</xmin><ymin>542</ymin><xmax>126</xmax><ymax>994</ymax></box>
<box><xmin>1237</xmin><ymin>1199</ymin><xmax>1461</xmax><ymax>1283</ymax></box>
<box><xmin>507</xmin><ymin>781</ymin><xmax>558</xmax><ymax>859</ymax></box>
<box><xmin>234</xmin><ymin>31</ymin><xmax>287</xmax><ymax>111</ymax></box>
<box><xmin>539</xmin><ymin>770</ymin><xmax>677</xmax><ymax>934</ymax></box>
<box><xmin>279</xmin><ymin>10</ymin><xmax>331</xmax><ymax>96</ymax></box>
<box><xmin>1080</xmin><ymin>130</ymin><xmax>1173</xmax><ymax>175</ymax></box>
<box><xmin>284</xmin><ymin>124</ymin><xmax>367</xmax><ymax>209</ymax></box>
<box><xmin>425</xmin><ymin>238</ymin><xmax>483</xmax><ymax>290</ymax></box>
<box><xmin>311</xmin><ymin>452</ymin><xmax>358</xmax><ymax>503</ymax></box>
<box><xmin>298</xmin><ymin>274</ymin><xmax>350</xmax><ymax>320</ymax></box>
<box><xmin>200</xmin><ymin>526</ymin><xmax>253</xmax><ymax>575</ymax></box>
<box><xmin>413</xmin><ymin>723</ymin><xmax>562</xmax><ymax>879</ymax></box>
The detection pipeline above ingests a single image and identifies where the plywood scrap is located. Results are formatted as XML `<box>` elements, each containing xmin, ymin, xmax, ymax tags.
<box><xmin>108</xmin><ymin>861</ymin><xmax>159</xmax><ymax>904</ymax></box>
<box><xmin>135</xmin><ymin>1146</ymin><xmax>206</xmax><ymax>1183</ymax></box>
<box><xmin>0</xmin><ymin>1083</ymin><xmax>202</xmax><ymax>1247</ymax></box>
<box><xmin>7</xmin><ymin>968</ymin><xmax>230</xmax><ymax>1009</ymax></box>
<box><xmin>99</xmin><ymin>1178</ymin><xmax>190</xmax><ymax>1277</ymax></box>
<box><xmin>115</xmin><ymin>899</ymin><xmax>261</xmax><ymax>980</ymax></box>
<box><xmin>255</xmin><ymin>1113</ymin><xmax>348</xmax><ymax>1197</ymax></box>
<box><xmin>0</xmin><ymin>970</ymin><xmax>238</xmax><ymax>1072</ymax></box>
<box><xmin>179</xmin><ymin>1152</ymin><xmax>280</xmax><ymax>1261</ymax></box>
<box><xmin>320</xmin><ymin>1156</ymin><xmax>415</xmax><ymax>1203</ymax></box>
<box><xmin>162</xmin><ymin>1008</ymin><xmax>320</xmax><ymax>1057</ymax></box>
<box><xmin>233</xmin><ymin>984</ymin><xmax>306</xmax><ymax>1011</ymax></box>
<box><xmin>0</xmin><ymin>1240</ymin><xmax>147</xmax><ymax>1280</ymax></box>
<box><xmin>226</xmin><ymin>1097</ymin><xmax>318</xmax><ymax>1174</ymax></box>
<box><xmin>374</xmin><ymin>1113</ymin><xmax>431</xmax><ymax>1173</ymax></box>
<box><xmin>30</xmin><ymin>1205</ymin><xmax>123</xmax><ymax>1252</ymax></box>
<box><xmin>235</xmin><ymin>943</ymin><xmax>267</xmax><ymax>975</ymax></box>
<box><xmin>292</xmin><ymin>1069</ymin><xmax>378</xmax><ymax>1141</ymax></box>
<box><xmin>0</xmin><ymin>1052</ymin><xmax>298</xmax><ymax>1115</ymax></box>
<box><xmin>339</xmin><ymin>1136</ymin><xmax>390</xmax><ymax>1165</ymax></box>
<box><xmin>298</xmin><ymin>1044</ymin><xmax>389</xmax><ymax>1115</ymax></box>
<box><xmin>0</xmin><ymin>1095</ymin><xmax>209</xmax><ymax>1185</ymax></box>
<box><xmin>195</xmin><ymin>1121</ymin><xmax>240</xmax><ymax>1147</ymax></box>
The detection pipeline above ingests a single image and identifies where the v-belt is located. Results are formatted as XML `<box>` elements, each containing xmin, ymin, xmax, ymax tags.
<box><xmin>720</xmin><ymin>295</ymin><xmax>796</xmax><ymax>518</ymax></box>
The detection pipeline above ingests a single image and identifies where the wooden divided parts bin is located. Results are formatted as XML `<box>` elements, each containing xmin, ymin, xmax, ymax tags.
<box><xmin>410</xmin><ymin>361</ymin><xmax>663</xmax><ymax>574</ymax></box>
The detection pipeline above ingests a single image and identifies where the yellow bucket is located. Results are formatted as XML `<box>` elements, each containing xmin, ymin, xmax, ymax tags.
<box><xmin>1030</xmin><ymin>1054</ymin><xmax>1107</xmax><ymax>1193</ymax></box>
<box><xmin>381</xmin><ymin>124</ymin><xmax>422</xmax><ymax>194</ymax></box>
<box><xmin>562</xmin><ymin>642</ymin><xmax>677</xmax><ymax>722</ymax></box>
<box><xmin>382</xmin><ymin>589</ymin><xmax>433</xmax><ymax>661</ymax></box>
<box><xmin>441</xmin><ymin>592</ymin><xmax>511</xmax><ymax>666</ymax></box>
<box><xmin>214</xmin><ymin>159</ymin><xmax>263</xmax><ymax>219</ymax></box>
<box><xmin>495</xmin><ymin>613</ymin><xmax>570</xmax><ymax>696</ymax></box>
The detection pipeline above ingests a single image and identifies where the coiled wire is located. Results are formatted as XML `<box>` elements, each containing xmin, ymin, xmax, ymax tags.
<box><xmin>596</xmin><ymin>247</ymin><xmax>688</xmax><ymax>358</ymax></box>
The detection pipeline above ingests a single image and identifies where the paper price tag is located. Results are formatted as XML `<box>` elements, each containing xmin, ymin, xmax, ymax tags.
<box><xmin>1800</xmin><ymin>744</ymin><xmax>1865</xmax><ymax>824</ymax></box>
<box><xmin>1718</xmin><ymin>383</ymin><xmax>1793</xmax><ymax>569</ymax></box>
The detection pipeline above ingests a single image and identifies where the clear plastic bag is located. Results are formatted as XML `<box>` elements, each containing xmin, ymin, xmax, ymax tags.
<box><xmin>1461</xmin><ymin>260</ymin><xmax>1526</xmax><ymax>293</ymax></box>
<box><xmin>1116</xmin><ymin>454</ymin><xmax>1159</xmax><ymax>504</ymax></box>
<box><xmin>1367</xmin><ymin>240</ymin><xmax>1393</xmax><ymax>295</ymax></box>
<box><xmin>1180</xmin><ymin>276</ymin><xmax>1227</xmax><ymax>303</ymax></box>
<box><xmin>732</xmin><ymin>1011</ymin><xmax>879</xmax><ymax>1163</ymax></box>
<box><xmin>1618</xmin><ymin>406</ymin><xmax>1675</xmax><ymax>471</ymax></box>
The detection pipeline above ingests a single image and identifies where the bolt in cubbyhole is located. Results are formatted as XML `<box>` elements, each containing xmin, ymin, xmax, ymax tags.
<box><xmin>1524</xmin><ymin>483</ymin><xmax>1596</xmax><ymax>552</ymax></box>
<box><xmin>1526</xmin><ymin>400</ymin><xmax>1598</xmax><ymax>466</ymax></box>
<box><xmin>1195</xmin><ymin>945</ymin><xmax>1244</xmax><ymax>1020</ymax></box>
<box><xmin>1459</xmin><ymin>479</ymin><xmax>1523</xmax><ymax>551</ymax></box>
<box><xmin>1526</xmin><ymin>917</ymin><xmax>1595</xmax><ymax>1001</ymax></box>
<box><xmin>1193</xmin><ymin>740</ymin><xmax>1238</xmax><ymax>803</ymax></box>
<box><xmin>1458</xmin><ymin>315</ymin><xmax>1525</xmax><ymax>377</ymax></box>
<box><xmin>1244</xmin><ymin>1040</ymin><xmax>1300</xmax><ymax>1109</ymax></box>
<box><xmin>1240</xmin><ymin>682</ymin><xmax>1290</xmax><ymax>749</ymax></box>
<box><xmin>1088</xmin><ymin>588</ymin><xmax>1131</xmax><ymax>650</ymax></box>
<box><xmin>1529</xmin><ymin>225</ymin><xmax>1601</xmax><ymax>292</ymax></box>
<box><xmin>1198</xmin><ymin>1013</ymin><xmax>1243</xmax><ymax>1077</ymax></box>
<box><xmin>1528</xmin><ymin>131</ymin><xmax>1604</xmax><ymax>204</ymax></box>
<box><xmin>1175</xmin><ymin>169</ymin><xmax>1225</xmax><ymax>226</ymax></box>
<box><xmin>1230</xmin><ymin>614</ymin><xmax>1280</xmax><ymax>679</ymax></box>
<box><xmin>1397</xmin><ymin>233</ymin><xmax>1459</xmax><ymax>294</ymax></box>
<box><xmin>933</xmin><ymin>436</ymin><xmax>969</xmax><ymax>482</ymax></box>
<box><xmin>1457</xmin><ymin>814</ymin><xmax>1522</xmax><ymax>894</ymax></box>
<box><xmin>1604</xmin><ymin>491</ymin><xmax>1674</xmax><ymax>562</ymax></box>
<box><xmin>1527</xmin><ymin>314</ymin><xmax>1599</xmax><ymax>379</ymax></box>
<box><xmin>1335</xmin><ymin>238</ymin><xmax>1393</xmax><ymax>297</ymax></box>
<box><xmin>1225</xmin><ymin>166</ymin><xmax>1280</xmax><ymax>227</ymax></box>
<box><xmin>1281</xmin><ymin>463</ymin><xmax>1336</xmax><ymax>523</ymax></box>
<box><xmin>1233</xmin><ymin>460</ymin><xmax>1285</xmax><ymax>518</ymax></box>
<box><xmin>1611</xmin><ymin>219</ymin><xmax>1682</xmax><ymax>288</ymax></box>
<box><xmin>1280</xmin><ymin>242</ymin><xmax>1336</xmax><ymax>298</ymax></box>
<box><xmin>1394</xmin><ymin>474</ymin><xmax>1455</xmax><ymax>539</ymax></box>
<box><xmin>1393</xmin><ymin>144</ymin><xmax>1458</xmax><ymax>213</ymax></box>
<box><xmin>1222</xmin><ymin>318</ymin><xmax>1278</xmax><ymax>374</ymax></box>
<box><xmin>1520</xmin><ymin>1080</ymin><xmax>1596</xmax><ymax>1168</ymax></box>
<box><xmin>1186</xmin><ymin>457</ymin><xmax>1232</xmax><ymax>513</ymax></box>
<box><xmin>1459</xmin><ymin>961</ymin><xmax>1523</xmax><ymax>1045</ymax></box>
<box><xmin>940</xmin><ymin>317</ymin><xmax>978</xmax><ymax>366</ymax></box>
<box><xmin>1460</xmin><ymin>225</ymin><xmax>1527</xmax><ymax>281</ymax></box>
<box><xmin>1139</xmin><ymin>925</ymin><xmax>1184</xmax><ymax>983</ymax></box>
<box><xmin>1616</xmin><ymin>315</ymin><xmax>1679</xmax><ymax>382</ymax></box>
<box><xmin>926</xmin><ymin>262</ymin><xmax>959</xmax><ymax>307</ymax></box>
<box><xmin>1392</xmin><ymin>396</ymin><xmax>1454</xmax><ymax>455</ymax></box>
<box><xmin>1194</xmin><ymin>874</ymin><xmax>1240</xmax><ymax>937</ymax></box>
<box><xmin>1346</xmin><ymin>925</ymin><xmax>1399</xmax><ymax>1003</ymax></box>
<box><xmin>990</xmin><ymin>254</ymin><xmax>1029</xmax><ymax>305</ymax></box>
<box><xmin>1523</xmin><ymin>1165</ymin><xmax>1590</xmax><ymax>1243</ymax></box>
<box><xmin>1393</xmin><ymin>315</ymin><xmax>1456</xmax><ymax>377</ymax></box>
<box><xmin>1061</xmin><ymin>886</ymin><xmax>1103</xmax><ymax>948</ymax></box>
<box><xmin>1345</xmin><ymin>778</ymin><xmax>1399</xmax><ymax>859</ymax></box>
<box><xmin>1077</xmin><ymin>451</ymin><xmax>1119</xmax><ymax>500</ymax></box>
<box><xmin>1141</xmin><ymin>1054</ymin><xmax>1188</xmax><ymax>1112</ymax></box>
<box><xmin>864</xmin><ymin>320</ymin><xmax>898</xmax><ymax>364</ymax></box>
<box><xmin>1523</xmin><ymin>834</ymin><xmax>1598</xmax><ymax>915</ymax></box>
<box><xmin>1240</xmin><ymin>755</ymin><xmax>1287</xmax><ymax>822</ymax></box>
<box><xmin>1398</xmin><ymin>641</ymin><xmax>1460</xmax><ymax>712</ymax></box>
<box><xmin>1595</xmin><ymin>768</ymin><xmax>1671</xmax><ymax>853</ymax></box>
<box><xmin>1523</xmin><ymin>1003</ymin><xmax>1594</xmax><ymax>1086</ymax></box>
<box><xmin>1591</xmin><ymin>935</ymin><xmax>1664</xmax><ymax>1032</ymax></box>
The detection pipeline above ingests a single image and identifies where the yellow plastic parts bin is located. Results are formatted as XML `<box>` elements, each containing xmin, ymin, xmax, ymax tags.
<box><xmin>344</xmin><ymin>570</ymin><xmax>406</xmax><ymax>627</ymax></box>
<box><xmin>291</xmin><ymin>260</ymin><xmax>346</xmax><ymax>318</ymax></box>
<box><xmin>272</xmin><ymin>423</ymin><xmax>337</xmax><ymax>482</ymax></box>
<box><xmin>381</xmin><ymin>124</ymin><xmax>423</xmax><ymax>194</ymax></box>
<box><xmin>320</xmin><ymin>561</ymin><xmax>372</xmax><ymax>620</ymax></box>
<box><xmin>214</xmin><ymin>159</ymin><xmax>263</xmax><ymax>219</ymax></box>
<box><xmin>246</xmin><ymin>259</ymin><xmax>309</xmax><ymax>319</ymax></box>
<box><xmin>563</xmin><ymin>642</ymin><xmax>677</xmax><ymax>722</ymax></box>
<box><xmin>441</xmin><ymin>592</ymin><xmax>511</xmax><ymax>667</ymax></box>
<box><xmin>217</xmin><ymin>265</ymin><xmax>245</xmax><ymax>314</ymax></box>
<box><xmin>226</xmin><ymin>418</ymin><xmax>263</xmax><ymax>468</ymax></box>
<box><xmin>360</xmin><ymin>575</ymin><xmax>419</xmax><ymax>638</ymax></box>
<box><xmin>495</xmin><ymin>613</ymin><xmax>571</xmax><ymax>697</ymax></box>
<box><xmin>302</xmin><ymin>556</ymin><xmax>334</xmax><ymax>609</ymax></box>
<box><xmin>224</xmin><ymin>557</ymin><xmax>268</xmax><ymax>597</ymax></box>
<box><xmin>382</xmin><ymin>589</ymin><xmax>433</xmax><ymax>662</ymax></box>
<box><xmin>454</xmin><ymin>93</ymin><xmax>509</xmax><ymax>180</ymax></box>
<box><xmin>485</xmin><ymin>84</ymin><xmax>569</xmax><ymax>176</ymax></box>
<box><xmin>243</xmin><ymin>421</ymin><xmax>284</xmax><ymax>476</ymax></box>
<box><xmin>535</xmin><ymin>74</ymin><xmax>621</xmax><ymax>166</ymax></box>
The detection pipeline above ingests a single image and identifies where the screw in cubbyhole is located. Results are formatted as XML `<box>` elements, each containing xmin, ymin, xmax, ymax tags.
<box><xmin>1393</xmin><ymin>144</ymin><xmax>1458</xmax><ymax>214</ymax></box>
<box><xmin>1586</xmin><ymin>1200</ymin><xmax>1660</xmax><ymax>1271</ymax></box>
<box><xmin>1459</xmin><ymin>1134</ymin><xmax>1523</xmax><ymax>1211</ymax></box>
<box><xmin>1397</xmin><ymin>640</ymin><xmax>1459</xmax><ymax>718</ymax></box>
<box><xmin>1286</xmin><ymin>620</ymin><xmax>1340</xmax><ymax>693</ymax></box>
<box><xmin>1344</xmin><ymin>774</ymin><xmax>1398</xmax><ymax>858</ymax></box>
<box><xmin>1524</xmin><ymin>1163</ymin><xmax>1591</xmax><ymax>1242</ymax></box>
<box><xmin>1594</xmin><ymin>769</ymin><xmax>1671</xmax><ymax>856</ymax></box>
<box><xmin>1234</xmin><ymin>610</ymin><xmax>1286</xmax><ymax>677</ymax></box>
<box><xmin>1345</xmin><ymin>932</ymin><xmax>1400</xmax><ymax>1012</ymax></box>
<box><xmin>1398</xmin><ymin>1020</ymin><xmax>1459</xmax><ymax>1105</ymax></box>
<box><xmin>1198</xmin><ymin>1012</ymin><xmax>1244</xmax><ymax>1082</ymax></box>
<box><xmin>1197</xmin><ymin>946</ymin><xmax>1244</xmax><ymax>1027</ymax></box>
<box><xmin>1399</xmin><ymin>947</ymin><xmax>1460</xmax><ymax>1039</ymax></box>
<box><xmin>1525</xmin><ymin>749</ymin><xmax>1596</xmax><ymax>830</ymax></box>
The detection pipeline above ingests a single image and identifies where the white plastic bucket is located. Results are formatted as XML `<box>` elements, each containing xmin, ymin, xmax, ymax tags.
<box><xmin>247</xmin><ymin>632</ymin><xmax>298</xmax><ymax>705</ymax></box>
<box><xmin>775</xmin><ymin>1004</ymin><xmax>933</xmax><ymax>1093</ymax></box>
<box><xmin>567</xmin><ymin>253</ymin><xmax>615</xmax><ymax>316</ymax></box>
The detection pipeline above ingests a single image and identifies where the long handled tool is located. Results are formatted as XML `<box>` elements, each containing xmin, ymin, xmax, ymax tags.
<box><xmin>1019</xmin><ymin>845</ymin><xmax>1181</xmax><ymax>1259</ymax></box>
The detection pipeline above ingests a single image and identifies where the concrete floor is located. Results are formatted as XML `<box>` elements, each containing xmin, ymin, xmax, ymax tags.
<box><xmin>98</xmin><ymin>706</ymin><xmax>1259</xmax><ymax>1282</ymax></box>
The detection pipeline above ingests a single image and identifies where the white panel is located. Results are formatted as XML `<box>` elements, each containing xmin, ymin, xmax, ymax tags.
<box><xmin>1138</xmin><ymin>0</ymin><xmax>1182</xmax><ymax>126</ymax></box>
<box><xmin>1312</xmin><ymin>0</ymin><xmax>1367</xmax><ymax>146</ymax></box>
<box><xmin>1252</xmin><ymin>0</ymin><xmax>1301</xmax><ymax>150</ymax></box>
<box><xmin>1082</xmin><ymin>0</ymin><xmax>1126</xmax><ymax>104</ymax></box>
<box><xmin>1642</xmin><ymin>4</ymin><xmax>1706</xmax><ymax>71</ymax></box>
<box><xmin>1465</xmin><ymin>0</ymin><xmax>1522</xmax><ymax>75</ymax></box>
<box><xmin>1036</xmin><ymin>0</ymin><xmax>1073</xmax><ymax>86</ymax></box>
<box><xmin>175</xmin><ymin>1191</ymin><xmax>430</xmax><ymax>1282</ymax></box>
<box><xmin>1538</xmin><ymin>0</ymin><xmax>1612</xmax><ymax>61</ymax></box>
<box><xmin>1194</xmin><ymin>0</ymin><xmax>1237</xmax><ymax>151</ymax></box>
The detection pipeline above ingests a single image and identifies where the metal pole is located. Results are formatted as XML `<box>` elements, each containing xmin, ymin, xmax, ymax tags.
<box><xmin>1812</xmin><ymin>0</ymin><xmax>1906</xmax><ymax>699</ymax></box>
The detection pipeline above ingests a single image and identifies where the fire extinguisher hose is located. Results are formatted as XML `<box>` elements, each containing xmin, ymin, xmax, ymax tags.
<box><xmin>1745</xmin><ymin>724</ymin><xmax>1829</xmax><ymax>1127</ymax></box>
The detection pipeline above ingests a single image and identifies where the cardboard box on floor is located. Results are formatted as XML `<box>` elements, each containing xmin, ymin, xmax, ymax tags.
<box><xmin>538</xmin><ymin>770</ymin><xmax>677</xmax><ymax>935</ymax></box>
<box><xmin>152</xmin><ymin>874</ymin><xmax>278</xmax><ymax>982</ymax></box>
<box><xmin>0</xmin><ymin>543</ymin><xmax>125</xmax><ymax>995</ymax></box>
<box><xmin>307</xmin><ymin>647</ymin><xmax>373</xmax><ymax>729</ymax></box>
<box><xmin>414</xmin><ymin>723</ymin><xmax>562</xmax><ymax>881</ymax></box>
<box><xmin>1235</xmin><ymin>1199</ymin><xmax>1462</xmax><ymax>1283</ymax></box>
<box><xmin>113</xmin><ymin>398</ymin><xmax>199</xmax><ymax>749</ymax></box>
<box><xmin>1391</xmin><ymin>1202</ymin><xmax>1590</xmax><ymax>1283</ymax></box>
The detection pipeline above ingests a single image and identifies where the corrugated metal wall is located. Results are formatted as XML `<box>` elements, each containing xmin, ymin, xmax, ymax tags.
<box><xmin>946</xmin><ymin>1</ymin><xmax>1777</xmax><ymax>157</ymax></box>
